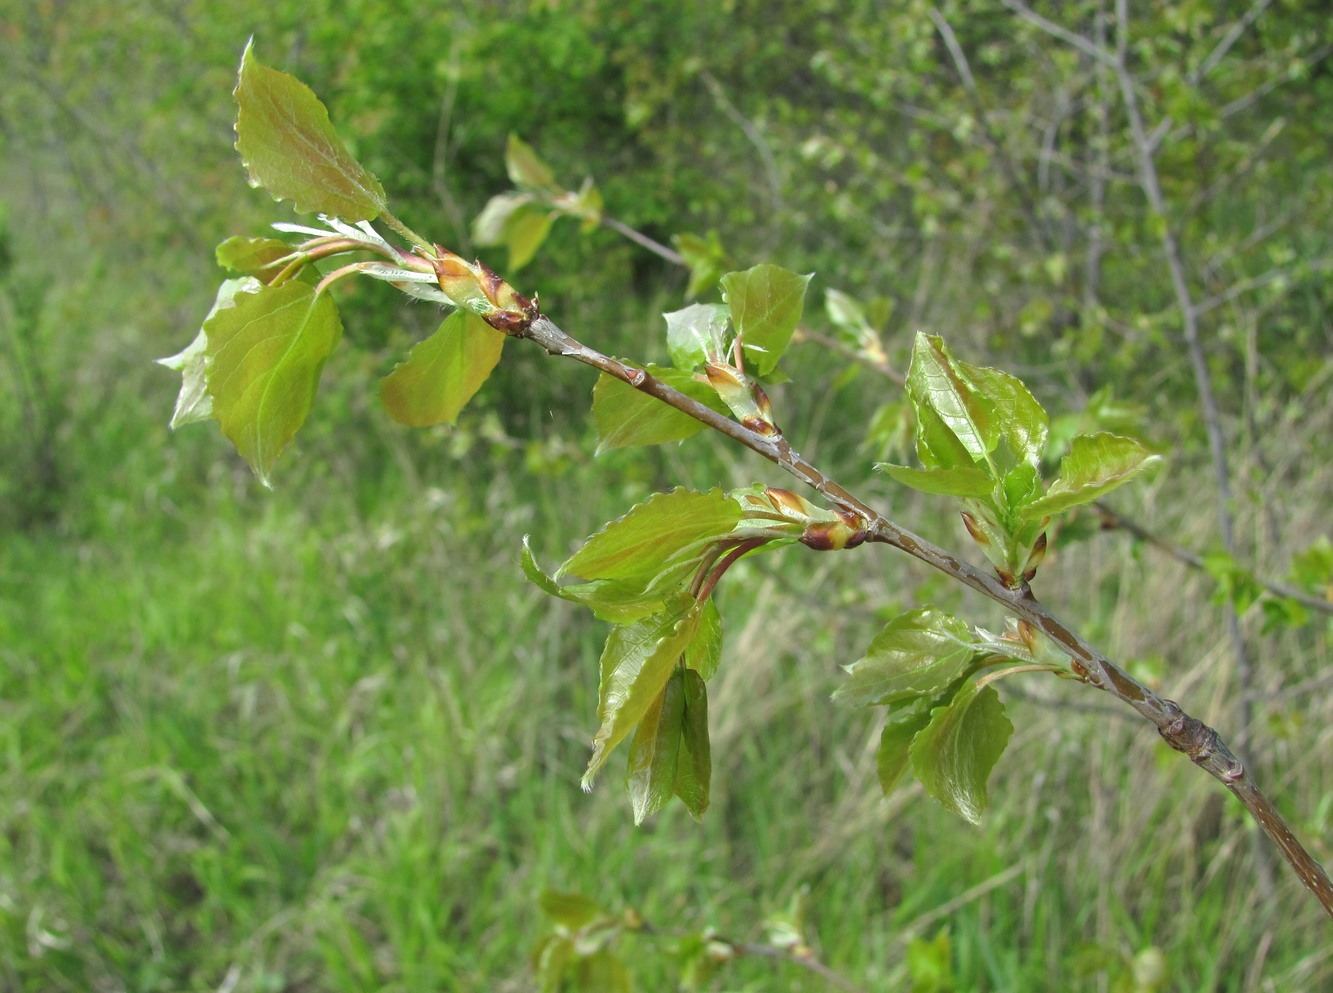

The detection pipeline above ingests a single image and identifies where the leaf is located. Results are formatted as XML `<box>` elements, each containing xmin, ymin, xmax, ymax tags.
<box><xmin>673</xmin><ymin>669</ymin><xmax>711</xmax><ymax>820</ymax></box>
<box><xmin>684</xmin><ymin>598</ymin><xmax>722</xmax><ymax>681</ymax></box>
<box><xmin>572</xmin><ymin>950</ymin><xmax>631</xmax><ymax>993</ymax></box>
<box><xmin>879</xmin><ymin>464</ymin><xmax>995</xmax><ymax>498</ymax></box>
<box><xmin>583</xmin><ymin>595</ymin><xmax>702</xmax><ymax>790</ymax></box>
<box><xmin>158</xmin><ymin>277</ymin><xmax>262</xmax><ymax>429</ymax></box>
<box><xmin>204</xmin><ymin>280</ymin><xmax>343</xmax><ymax>485</ymax></box>
<box><xmin>720</xmin><ymin>264</ymin><xmax>812</xmax><ymax>376</ymax></box>
<box><xmin>506</xmin><ymin>133</ymin><xmax>561</xmax><ymax>192</ymax></box>
<box><xmin>664</xmin><ymin>303</ymin><xmax>730</xmax><ymax>372</ymax></box>
<box><xmin>876</xmin><ymin>704</ymin><xmax>935</xmax><ymax>795</ymax></box>
<box><xmin>233</xmin><ymin>40</ymin><xmax>387</xmax><ymax>221</ymax></box>
<box><xmin>909</xmin><ymin>680</ymin><xmax>1013</xmax><ymax>825</ymax></box>
<box><xmin>472</xmin><ymin>191</ymin><xmax>533</xmax><ymax>245</ymax></box>
<box><xmin>626</xmin><ymin>672</ymin><xmax>685</xmax><ymax>824</ymax></box>
<box><xmin>905</xmin><ymin>333</ymin><xmax>996</xmax><ymax>469</ymax></box>
<box><xmin>834</xmin><ymin>607</ymin><xmax>979</xmax><ymax>708</ymax></box>
<box><xmin>591</xmin><ymin>365</ymin><xmax>729</xmax><ymax>452</ymax></box>
<box><xmin>966</xmin><ymin>364</ymin><xmax>1049</xmax><ymax>470</ymax></box>
<box><xmin>215</xmin><ymin>236</ymin><xmax>299</xmax><ymax>282</ymax></box>
<box><xmin>379</xmin><ymin>311</ymin><xmax>505</xmax><ymax>427</ymax></box>
<box><xmin>560</xmin><ymin>488</ymin><xmax>741</xmax><ymax>585</ymax></box>
<box><xmin>503</xmin><ymin>204</ymin><xmax>555</xmax><ymax>271</ymax></box>
<box><xmin>539</xmin><ymin>891</ymin><xmax>605</xmax><ymax>930</ymax></box>
<box><xmin>1020</xmin><ymin>432</ymin><xmax>1163</xmax><ymax>519</ymax></box>
<box><xmin>673</xmin><ymin>230</ymin><xmax>730</xmax><ymax>298</ymax></box>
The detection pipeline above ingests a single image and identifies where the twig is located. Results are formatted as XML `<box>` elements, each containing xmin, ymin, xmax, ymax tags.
<box><xmin>1094</xmin><ymin>502</ymin><xmax>1333</xmax><ymax>616</ymax></box>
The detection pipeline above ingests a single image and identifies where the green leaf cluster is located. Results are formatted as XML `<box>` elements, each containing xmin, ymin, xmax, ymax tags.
<box><xmin>883</xmin><ymin>334</ymin><xmax>1161</xmax><ymax>585</ymax></box>
<box><xmin>590</xmin><ymin>264</ymin><xmax>810</xmax><ymax>451</ymax></box>
<box><xmin>835</xmin><ymin>607</ymin><xmax>1028</xmax><ymax>825</ymax></box>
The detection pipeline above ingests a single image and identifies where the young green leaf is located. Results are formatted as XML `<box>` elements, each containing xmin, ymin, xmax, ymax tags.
<box><xmin>834</xmin><ymin>607</ymin><xmax>979</xmax><ymax>708</ymax></box>
<box><xmin>204</xmin><ymin>280</ymin><xmax>343</xmax><ymax>486</ymax></box>
<box><xmin>673</xmin><ymin>230</ymin><xmax>731</xmax><ymax>299</ymax></box>
<box><xmin>876</xmin><ymin>704</ymin><xmax>935</xmax><ymax>796</ymax></box>
<box><xmin>673</xmin><ymin>669</ymin><xmax>711</xmax><ymax>820</ymax></box>
<box><xmin>506</xmin><ymin>133</ymin><xmax>561</xmax><ymax>193</ymax></box>
<box><xmin>626</xmin><ymin>672</ymin><xmax>685</xmax><ymax>824</ymax></box>
<box><xmin>684</xmin><ymin>598</ymin><xmax>723</xmax><ymax>681</ymax></box>
<box><xmin>502</xmin><ymin>204</ymin><xmax>555</xmax><ymax>271</ymax></box>
<box><xmin>560</xmin><ymin>488</ymin><xmax>741</xmax><ymax>585</ymax></box>
<box><xmin>234</xmin><ymin>39</ymin><xmax>387</xmax><ymax>221</ymax></box>
<box><xmin>591</xmin><ymin>365</ymin><xmax>729</xmax><ymax>452</ymax></box>
<box><xmin>158</xmin><ymin>277</ymin><xmax>262</xmax><ymax>429</ymax></box>
<box><xmin>664</xmin><ymin>303</ymin><xmax>730</xmax><ymax>372</ymax></box>
<box><xmin>379</xmin><ymin>311</ymin><xmax>505</xmax><ymax>427</ymax></box>
<box><xmin>538</xmin><ymin>891</ymin><xmax>606</xmax><ymax>930</ymax></box>
<box><xmin>905</xmin><ymin>333</ymin><xmax>997</xmax><ymax>469</ymax></box>
<box><xmin>584</xmin><ymin>595</ymin><xmax>703</xmax><ymax>790</ymax></box>
<box><xmin>1020</xmin><ymin>432</ymin><xmax>1163</xmax><ymax>519</ymax></box>
<box><xmin>522</xmin><ymin>539</ymin><xmax>664</xmax><ymax>623</ymax></box>
<box><xmin>966</xmin><ymin>364</ymin><xmax>1049</xmax><ymax>470</ymax></box>
<box><xmin>909</xmin><ymin>680</ymin><xmax>1013</xmax><ymax>825</ymax></box>
<box><xmin>472</xmin><ymin>191</ymin><xmax>533</xmax><ymax>245</ymax></box>
<box><xmin>215</xmin><ymin>236</ymin><xmax>300</xmax><ymax>282</ymax></box>
<box><xmin>878</xmin><ymin>464</ymin><xmax>995</xmax><ymax>499</ymax></box>
<box><xmin>720</xmin><ymin>264</ymin><xmax>812</xmax><ymax>376</ymax></box>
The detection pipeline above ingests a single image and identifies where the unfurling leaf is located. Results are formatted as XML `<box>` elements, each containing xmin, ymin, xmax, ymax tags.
<box><xmin>664</xmin><ymin>303</ymin><xmax>730</xmax><ymax>372</ymax></box>
<box><xmin>684</xmin><ymin>598</ymin><xmax>723</xmax><ymax>681</ymax></box>
<box><xmin>379</xmin><ymin>311</ymin><xmax>505</xmax><ymax>427</ymax></box>
<box><xmin>834</xmin><ymin>607</ymin><xmax>979</xmax><ymax>708</ymax></box>
<box><xmin>627</xmin><ymin>672</ymin><xmax>685</xmax><ymax>824</ymax></box>
<box><xmin>203</xmin><ymin>280</ymin><xmax>343</xmax><ymax>486</ymax></box>
<box><xmin>674</xmin><ymin>669</ymin><xmax>711</xmax><ymax>820</ymax></box>
<box><xmin>591</xmin><ymin>365</ymin><xmax>728</xmax><ymax>452</ymax></box>
<box><xmin>538</xmin><ymin>890</ymin><xmax>606</xmax><ymax>930</ymax></box>
<box><xmin>905</xmin><ymin>333</ymin><xmax>997</xmax><ymax>470</ymax></box>
<box><xmin>560</xmin><ymin>488</ymin><xmax>741</xmax><ymax>586</ymax></box>
<box><xmin>234</xmin><ymin>40</ymin><xmax>387</xmax><ymax>221</ymax></box>
<box><xmin>909</xmin><ymin>680</ymin><xmax>1013</xmax><ymax>825</ymax></box>
<box><xmin>720</xmin><ymin>264</ymin><xmax>812</xmax><ymax>376</ymax></box>
<box><xmin>584</xmin><ymin>595</ymin><xmax>703</xmax><ymax>790</ymax></box>
<box><xmin>1020</xmin><ymin>432</ymin><xmax>1162</xmax><ymax>519</ymax></box>
<box><xmin>158</xmin><ymin>277</ymin><xmax>262</xmax><ymax>429</ymax></box>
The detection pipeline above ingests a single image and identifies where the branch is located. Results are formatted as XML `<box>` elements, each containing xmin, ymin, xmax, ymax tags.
<box><xmin>1094</xmin><ymin>502</ymin><xmax>1333</xmax><ymax>616</ymax></box>
<box><xmin>506</xmin><ymin>308</ymin><xmax>1333</xmax><ymax>922</ymax></box>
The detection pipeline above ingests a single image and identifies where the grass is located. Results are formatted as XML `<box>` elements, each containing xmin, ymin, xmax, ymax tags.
<box><xmin>3</xmin><ymin>374</ymin><xmax>1331</xmax><ymax>992</ymax></box>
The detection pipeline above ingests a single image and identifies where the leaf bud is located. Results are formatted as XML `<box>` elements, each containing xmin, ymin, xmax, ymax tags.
<box><xmin>799</xmin><ymin>520</ymin><xmax>869</xmax><ymax>551</ymax></box>
<box><xmin>1021</xmin><ymin>532</ymin><xmax>1048</xmax><ymax>583</ymax></box>
<box><xmin>961</xmin><ymin>511</ymin><xmax>990</xmax><ymax>547</ymax></box>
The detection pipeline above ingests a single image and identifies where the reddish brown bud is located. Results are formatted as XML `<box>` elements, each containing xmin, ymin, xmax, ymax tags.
<box><xmin>961</xmin><ymin>511</ymin><xmax>989</xmax><ymax>546</ymax></box>
<box><xmin>799</xmin><ymin>521</ymin><xmax>869</xmax><ymax>551</ymax></box>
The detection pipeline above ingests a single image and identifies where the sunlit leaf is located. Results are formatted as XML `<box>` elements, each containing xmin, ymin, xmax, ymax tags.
<box><xmin>684</xmin><ymin>598</ymin><xmax>722</xmax><ymax>681</ymax></box>
<box><xmin>720</xmin><ymin>264</ymin><xmax>812</xmax><ymax>376</ymax></box>
<box><xmin>966</xmin><ymin>365</ymin><xmax>1049</xmax><ymax>470</ymax></box>
<box><xmin>591</xmin><ymin>365</ymin><xmax>729</xmax><ymax>452</ymax></box>
<box><xmin>472</xmin><ymin>191</ymin><xmax>533</xmax><ymax>245</ymax></box>
<box><xmin>834</xmin><ymin>607</ymin><xmax>978</xmax><ymax>708</ymax></box>
<box><xmin>560</xmin><ymin>488</ymin><xmax>741</xmax><ymax>585</ymax></box>
<box><xmin>909</xmin><ymin>680</ymin><xmax>1013</xmax><ymax>825</ymax></box>
<box><xmin>504</xmin><ymin>204</ymin><xmax>555</xmax><ymax>270</ymax></box>
<box><xmin>664</xmin><ymin>303</ymin><xmax>729</xmax><ymax>372</ymax></box>
<box><xmin>204</xmin><ymin>280</ymin><xmax>343</xmax><ymax>486</ymax></box>
<box><xmin>905</xmin><ymin>333</ymin><xmax>996</xmax><ymax>469</ymax></box>
<box><xmin>1020</xmin><ymin>432</ymin><xmax>1163</xmax><ymax>519</ymax></box>
<box><xmin>379</xmin><ymin>311</ymin><xmax>505</xmax><ymax>427</ymax></box>
<box><xmin>879</xmin><ymin>464</ymin><xmax>995</xmax><ymax>498</ymax></box>
<box><xmin>158</xmin><ymin>277</ymin><xmax>262</xmax><ymax>429</ymax></box>
<box><xmin>234</xmin><ymin>40</ymin><xmax>387</xmax><ymax>221</ymax></box>
<box><xmin>584</xmin><ymin>595</ymin><xmax>702</xmax><ymax>790</ymax></box>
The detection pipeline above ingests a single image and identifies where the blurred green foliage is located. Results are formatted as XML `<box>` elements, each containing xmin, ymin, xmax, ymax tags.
<box><xmin>2</xmin><ymin>1</ymin><xmax>1331</xmax><ymax>990</ymax></box>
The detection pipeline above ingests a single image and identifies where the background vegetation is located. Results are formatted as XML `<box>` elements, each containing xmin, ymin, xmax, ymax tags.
<box><xmin>2</xmin><ymin>1</ymin><xmax>1330</xmax><ymax>989</ymax></box>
